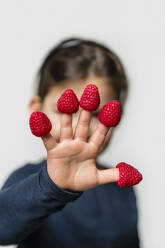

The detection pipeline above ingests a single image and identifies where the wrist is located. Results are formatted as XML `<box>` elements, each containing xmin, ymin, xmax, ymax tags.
<box><xmin>40</xmin><ymin>161</ymin><xmax>83</xmax><ymax>203</ymax></box>
<box><xmin>47</xmin><ymin>161</ymin><xmax>81</xmax><ymax>193</ymax></box>
<box><xmin>47</xmin><ymin>165</ymin><xmax>67</xmax><ymax>190</ymax></box>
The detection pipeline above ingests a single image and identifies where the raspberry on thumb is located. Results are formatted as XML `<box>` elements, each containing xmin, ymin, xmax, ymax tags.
<box><xmin>116</xmin><ymin>162</ymin><xmax>143</xmax><ymax>187</ymax></box>
<box><xmin>80</xmin><ymin>84</ymin><xmax>100</xmax><ymax>111</ymax></box>
<box><xmin>98</xmin><ymin>100</ymin><xmax>121</xmax><ymax>127</ymax></box>
<box><xmin>29</xmin><ymin>111</ymin><xmax>52</xmax><ymax>137</ymax></box>
<box><xmin>57</xmin><ymin>89</ymin><xmax>79</xmax><ymax>114</ymax></box>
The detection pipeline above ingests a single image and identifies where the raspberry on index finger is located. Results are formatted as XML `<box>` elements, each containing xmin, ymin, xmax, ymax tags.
<box><xmin>98</xmin><ymin>100</ymin><xmax>121</xmax><ymax>127</ymax></box>
<box><xmin>29</xmin><ymin>111</ymin><xmax>52</xmax><ymax>137</ymax></box>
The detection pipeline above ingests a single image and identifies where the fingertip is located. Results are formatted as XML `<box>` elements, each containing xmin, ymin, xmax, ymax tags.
<box><xmin>29</xmin><ymin>111</ymin><xmax>52</xmax><ymax>137</ymax></box>
<box><xmin>97</xmin><ymin>100</ymin><xmax>121</xmax><ymax>127</ymax></box>
<box><xmin>79</xmin><ymin>84</ymin><xmax>100</xmax><ymax>111</ymax></box>
<box><xmin>116</xmin><ymin>162</ymin><xmax>143</xmax><ymax>187</ymax></box>
<box><xmin>57</xmin><ymin>89</ymin><xmax>79</xmax><ymax>114</ymax></box>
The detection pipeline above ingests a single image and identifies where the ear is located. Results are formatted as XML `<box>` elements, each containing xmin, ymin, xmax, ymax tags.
<box><xmin>28</xmin><ymin>96</ymin><xmax>42</xmax><ymax>115</ymax></box>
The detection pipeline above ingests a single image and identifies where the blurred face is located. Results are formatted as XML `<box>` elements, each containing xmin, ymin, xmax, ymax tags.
<box><xmin>29</xmin><ymin>77</ymin><xmax>118</xmax><ymax>154</ymax></box>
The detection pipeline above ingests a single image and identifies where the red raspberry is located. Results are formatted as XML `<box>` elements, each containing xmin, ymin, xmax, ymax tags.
<box><xmin>80</xmin><ymin>84</ymin><xmax>100</xmax><ymax>111</ymax></box>
<box><xmin>29</xmin><ymin>111</ymin><xmax>52</xmax><ymax>137</ymax></box>
<box><xmin>57</xmin><ymin>89</ymin><xmax>79</xmax><ymax>114</ymax></box>
<box><xmin>116</xmin><ymin>162</ymin><xmax>143</xmax><ymax>187</ymax></box>
<box><xmin>98</xmin><ymin>100</ymin><xmax>121</xmax><ymax>127</ymax></box>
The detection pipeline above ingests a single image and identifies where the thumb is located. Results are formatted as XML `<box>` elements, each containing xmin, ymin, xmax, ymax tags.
<box><xmin>97</xmin><ymin>168</ymin><xmax>119</xmax><ymax>185</ymax></box>
<box><xmin>97</xmin><ymin>163</ymin><xmax>143</xmax><ymax>187</ymax></box>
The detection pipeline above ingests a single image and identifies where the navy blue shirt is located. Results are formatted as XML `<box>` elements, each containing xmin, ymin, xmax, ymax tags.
<box><xmin>0</xmin><ymin>159</ymin><xmax>140</xmax><ymax>247</ymax></box>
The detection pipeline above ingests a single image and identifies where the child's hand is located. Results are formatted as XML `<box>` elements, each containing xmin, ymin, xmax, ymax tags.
<box><xmin>41</xmin><ymin>110</ymin><xmax>119</xmax><ymax>192</ymax></box>
<box><xmin>29</xmin><ymin>85</ymin><xmax>142</xmax><ymax>191</ymax></box>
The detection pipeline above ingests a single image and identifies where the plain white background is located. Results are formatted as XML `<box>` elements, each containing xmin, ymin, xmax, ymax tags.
<box><xmin>0</xmin><ymin>1</ymin><xmax>164</xmax><ymax>247</ymax></box>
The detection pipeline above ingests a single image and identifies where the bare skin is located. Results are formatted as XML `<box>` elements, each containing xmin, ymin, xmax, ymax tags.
<box><xmin>28</xmin><ymin>77</ymin><xmax>119</xmax><ymax>192</ymax></box>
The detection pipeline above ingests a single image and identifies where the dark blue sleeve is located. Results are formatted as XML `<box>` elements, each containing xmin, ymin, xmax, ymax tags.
<box><xmin>0</xmin><ymin>162</ymin><xmax>83</xmax><ymax>245</ymax></box>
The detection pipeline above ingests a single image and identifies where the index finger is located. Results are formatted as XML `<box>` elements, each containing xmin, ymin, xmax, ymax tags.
<box><xmin>88</xmin><ymin>122</ymin><xmax>112</xmax><ymax>149</ymax></box>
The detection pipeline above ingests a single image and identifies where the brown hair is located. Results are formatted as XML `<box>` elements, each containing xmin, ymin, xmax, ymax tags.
<box><xmin>34</xmin><ymin>37</ymin><xmax>129</xmax><ymax>108</ymax></box>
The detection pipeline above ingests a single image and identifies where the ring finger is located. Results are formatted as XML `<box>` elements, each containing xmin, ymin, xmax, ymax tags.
<box><xmin>60</xmin><ymin>113</ymin><xmax>73</xmax><ymax>142</ymax></box>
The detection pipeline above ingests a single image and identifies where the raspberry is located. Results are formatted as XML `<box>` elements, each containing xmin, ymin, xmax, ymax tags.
<box><xmin>116</xmin><ymin>162</ymin><xmax>143</xmax><ymax>187</ymax></box>
<box><xmin>29</xmin><ymin>111</ymin><xmax>52</xmax><ymax>137</ymax></box>
<box><xmin>98</xmin><ymin>100</ymin><xmax>121</xmax><ymax>127</ymax></box>
<box><xmin>57</xmin><ymin>89</ymin><xmax>79</xmax><ymax>114</ymax></box>
<box><xmin>80</xmin><ymin>84</ymin><xmax>100</xmax><ymax>111</ymax></box>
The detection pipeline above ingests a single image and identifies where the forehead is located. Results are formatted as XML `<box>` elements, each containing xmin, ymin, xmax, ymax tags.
<box><xmin>45</xmin><ymin>77</ymin><xmax>117</xmax><ymax>110</ymax></box>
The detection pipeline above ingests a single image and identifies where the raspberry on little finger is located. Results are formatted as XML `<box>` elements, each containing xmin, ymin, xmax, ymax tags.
<box><xmin>29</xmin><ymin>111</ymin><xmax>57</xmax><ymax>151</ymax></box>
<box><xmin>29</xmin><ymin>111</ymin><xmax>52</xmax><ymax>137</ymax></box>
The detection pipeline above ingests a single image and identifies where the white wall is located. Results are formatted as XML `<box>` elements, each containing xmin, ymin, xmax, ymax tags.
<box><xmin>0</xmin><ymin>1</ymin><xmax>164</xmax><ymax>247</ymax></box>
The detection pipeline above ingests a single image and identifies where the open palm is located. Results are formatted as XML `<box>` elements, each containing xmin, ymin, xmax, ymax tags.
<box><xmin>41</xmin><ymin>109</ymin><xmax>119</xmax><ymax>192</ymax></box>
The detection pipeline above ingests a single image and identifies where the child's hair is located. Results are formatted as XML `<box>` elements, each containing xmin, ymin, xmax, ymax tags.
<box><xmin>34</xmin><ymin>37</ymin><xmax>129</xmax><ymax>108</ymax></box>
